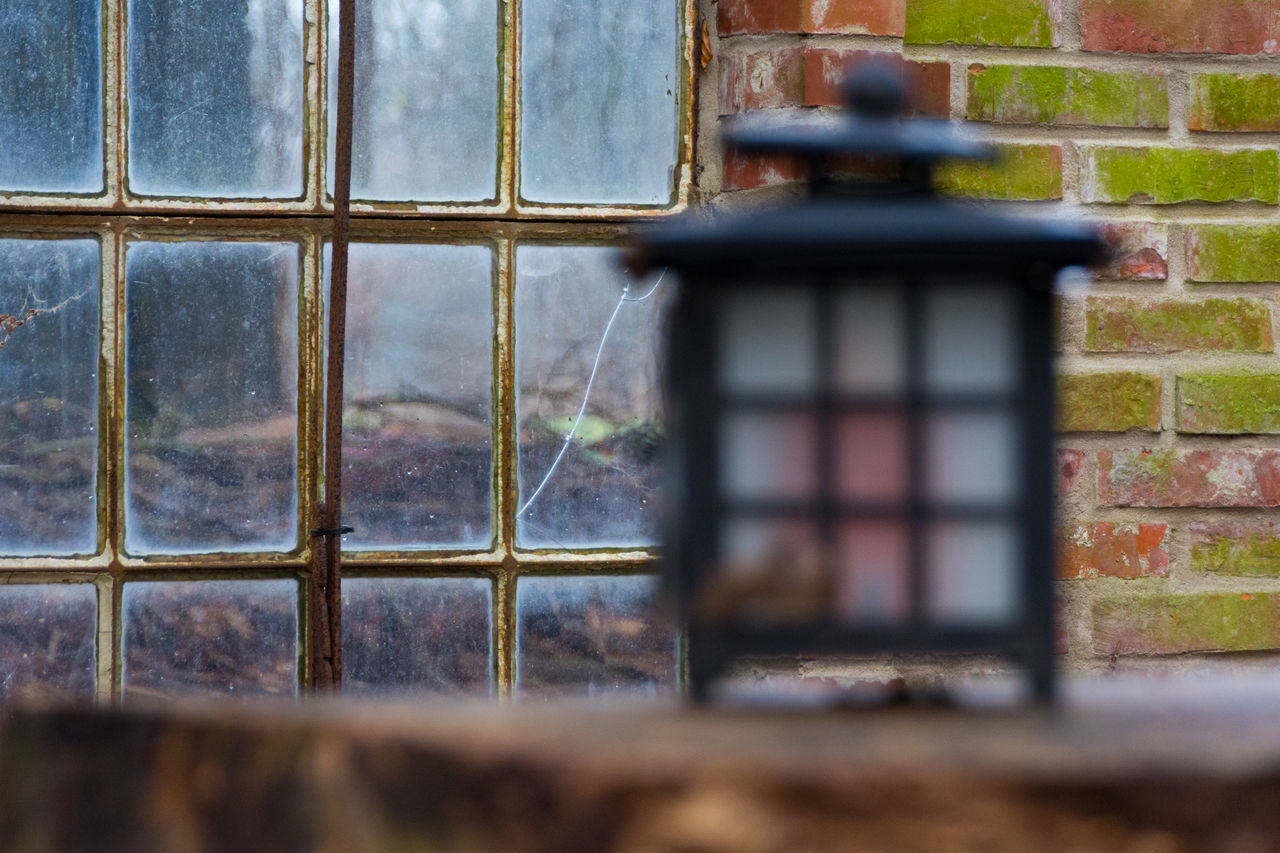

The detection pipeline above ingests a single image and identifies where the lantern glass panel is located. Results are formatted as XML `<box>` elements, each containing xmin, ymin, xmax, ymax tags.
<box><xmin>836</xmin><ymin>412</ymin><xmax>908</xmax><ymax>502</ymax></box>
<box><xmin>720</xmin><ymin>517</ymin><xmax>819</xmax><ymax>566</ymax></box>
<box><xmin>720</xmin><ymin>412</ymin><xmax>818</xmax><ymax>501</ymax></box>
<box><xmin>835</xmin><ymin>521</ymin><xmax>909</xmax><ymax>623</ymax></box>
<box><xmin>834</xmin><ymin>286</ymin><xmax>906</xmax><ymax>395</ymax></box>
<box><xmin>717</xmin><ymin>288</ymin><xmax>817</xmax><ymax>395</ymax></box>
<box><xmin>924</xmin><ymin>412</ymin><xmax>1018</xmax><ymax>505</ymax></box>
<box><xmin>922</xmin><ymin>285</ymin><xmax>1016</xmax><ymax>394</ymax></box>
<box><xmin>926</xmin><ymin>521</ymin><xmax>1018</xmax><ymax>624</ymax></box>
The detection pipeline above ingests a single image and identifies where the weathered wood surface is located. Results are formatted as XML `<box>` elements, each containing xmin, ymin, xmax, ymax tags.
<box><xmin>4</xmin><ymin>692</ymin><xmax>1280</xmax><ymax>852</ymax></box>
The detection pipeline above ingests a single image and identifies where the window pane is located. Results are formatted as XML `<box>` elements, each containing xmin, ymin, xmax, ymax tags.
<box><xmin>835</xmin><ymin>286</ymin><xmax>905</xmax><ymax>395</ymax></box>
<box><xmin>0</xmin><ymin>584</ymin><xmax>97</xmax><ymax>703</ymax></box>
<box><xmin>836</xmin><ymin>412</ymin><xmax>907</xmax><ymax>502</ymax></box>
<box><xmin>334</xmin><ymin>243</ymin><xmax>493</xmax><ymax>549</ymax></box>
<box><xmin>515</xmin><ymin>575</ymin><xmax>675</xmax><ymax>700</ymax></box>
<box><xmin>926</xmin><ymin>522</ymin><xmax>1018</xmax><ymax>625</ymax></box>
<box><xmin>924</xmin><ymin>412</ymin><xmax>1018</xmax><ymax>505</ymax></box>
<box><xmin>515</xmin><ymin>246</ymin><xmax>669</xmax><ymax>548</ymax></box>
<box><xmin>0</xmin><ymin>239</ymin><xmax>99</xmax><ymax>556</ymax></box>
<box><xmin>125</xmin><ymin>241</ymin><xmax>298</xmax><ymax>554</ymax></box>
<box><xmin>923</xmin><ymin>285</ymin><xmax>1016</xmax><ymax>394</ymax></box>
<box><xmin>520</xmin><ymin>0</ymin><xmax>679</xmax><ymax>204</ymax></box>
<box><xmin>836</xmin><ymin>521</ymin><xmax>908</xmax><ymax>623</ymax></box>
<box><xmin>720</xmin><ymin>412</ymin><xmax>817</xmax><ymax>502</ymax></box>
<box><xmin>718</xmin><ymin>288</ymin><xmax>816</xmax><ymax>395</ymax></box>
<box><xmin>0</xmin><ymin>0</ymin><xmax>102</xmax><ymax>192</ymax></box>
<box><xmin>328</xmin><ymin>0</ymin><xmax>499</xmax><ymax>202</ymax></box>
<box><xmin>122</xmin><ymin>579</ymin><xmax>298</xmax><ymax>699</ymax></box>
<box><xmin>342</xmin><ymin>577</ymin><xmax>491</xmax><ymax>696</ymax></box>
<box><xmin>127</xmin><ymin>0</ymin><xmax>304</xmax><ymax>197</ymax></box>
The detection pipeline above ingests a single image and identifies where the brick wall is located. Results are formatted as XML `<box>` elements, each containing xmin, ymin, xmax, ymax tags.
<box><xmin>699</xmin><ymin>0</ymin><xmax>1280</xmax><ymax>679</ymax></box>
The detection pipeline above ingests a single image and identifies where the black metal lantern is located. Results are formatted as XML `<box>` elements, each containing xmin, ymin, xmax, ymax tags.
<box><xmin>631</xmin><ymin>67</ymin><xmax>1105</xmax><ymax>704</ymax></box>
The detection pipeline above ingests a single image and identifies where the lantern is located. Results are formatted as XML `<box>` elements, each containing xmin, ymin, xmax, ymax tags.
<box><xmin>631</xmin><ymin>66</ymin><xmax>1105</xmax><ymax>703</ymax></box>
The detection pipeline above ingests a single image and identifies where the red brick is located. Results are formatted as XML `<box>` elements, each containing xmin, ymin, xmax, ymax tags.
<box><xmin>805</xmin><ymin>0</ymin><xmax>906</xmax><ymax>35</ymax></box>
<box><xmin>719</xmin><ymin>0</ymin><xmax>805</xmax><ymax>34</ymax></box>
<box><xmin>1094</xmin><ymin>592</ymin><xmax>1280</xmax><ymax>655</ymax></box>
<box><xmin>803</xmin><ymin>50</ymin><xmax>950</xmax><ymax>118</ymax></box>
<box><xmin>1055</xmin><ymin>596</ymin><xmax>1069</xmax><ymax>655</ymax></box>
<box><xmin>1081</xmin><ymin>0</ymin><xmax>1280</xmax><ymax>55</ymax></box>
<box><xmin>722</xmin><ymin>149</ymin><xmax>805</xmax><ymax>191</ymax></box>
<box><xmin>745</xmin><ymin>48</ymin><xmax>805</xmax><ymax>111</ymax></box>
<box><xmin>1058</xmin><ymin>449</ymin><xmax>1085</xmax><ymax>498</ymax></box>
<box><xmin>1099</xmin><ymin>449</ymin><xmax>1280</xmax><ymax>507</ymax></box>
<box><xmin>1058</xmin><ymin>522</ymin><xmax>1169</xmax><ymax>579</ymax></box>
<box><xmin>1096</xmin><ymin>222</ymin><xmax>1168</xmax><ymax>280</ymax></box>
<box><xmin>720</xmin><ymin>55</ymin><xmax>745</xmax><ymax>116</ymax></box>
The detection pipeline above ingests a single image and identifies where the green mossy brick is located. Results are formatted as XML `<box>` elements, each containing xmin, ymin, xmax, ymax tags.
<box><xmin>1081</xmin><ymin>146</ymin><xmax>1280</xmax><ymax>204</ymax></box>
<box><xmin>936</xmin><ymin>143</ymin><xmax>1061</xmax><ymax>200</ymax></box>
<box><xmin>1187</xmin><ymin>225</ymin><xmax>1280</xmax><ymax>283</ymax></box>
<box><xmin>1085</xmin><ymin>298</ymin><xmax>1274</xmax><ymax>353</ymax></box>
<box><xmin>968</xmin><ymin>65</ymin><xmax>1168</xmax><ymax>128</ymax></box>
<box><xmin>1058</xmin><ymin>372</ymin><xmax>1161</xmax><ymax>432</ymax></box>
<box><xmin>1191</xmin><ymin>524</ymin><xmax>1280</xmax><ymax>577</ymax></box>
<box><xmin>1191</xmin><ymin>73</ymin><xmax>1280</xmax><ymax>132</ymax></box>
<box><xmin>1094</xmin><ymin>592</ymin><xmax>1280</xmax><ymax>655</ymax></box>
<box><xmin>1177</xmin><ymin>373</ymin><xmax>1280</xmax><ymax>433</ymax></box>
<box><xmin>905</xmin><ymin>0</ymin><xmax>1057</xmax><ymax>46</ymax></box>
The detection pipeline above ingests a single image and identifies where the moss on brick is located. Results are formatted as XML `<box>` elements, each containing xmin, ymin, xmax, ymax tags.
<box><xmin>1085</xmin><ymin>298</ymin><xmax>1274</xmax><ymax>353</ymax></box>
<box><xmin>1081</xmin><ymin>147</ymin><xmax>1280</xmax><ymax>204</ymax></box>
<box><xmin>968</xmin><ymin>65</ymin><xmax>1168</xmax><ymax>128</ymax></box>
<box><xmin>1191</xmin><ymin>73</ymin><xmax>1280</xmax><ymax>132</ymax></box>
<box><xmin>936</xmin><ymin>143</ymin><xmax>1061</xmax><ymax>200</ymax></box>
<box><xmin>905</xmin><ymin>0</ymin><xmax>1057</xmax><ymax>47</ymax></box>
<box><xmin>1058</xmin><ymin>372</ymin><xmax>1161</xmax><ymax>432</ymax></box>
<box><xmin>1191</xmin><ymin>527</ymin><xmax>1280</xmax><ymax>577</ymax></box>
<box><xmin>1094</xmin><ymin>592</ymin><xmax>1280</xmax><ymax>655</ymax></box>
<box><xmin>1187</xmin><ymin>224</ymin><xmax>1280</xmax><ymax>283</ymax></box>
<box><xmin>1178</xmin><ymin>373</ymin><xmax>1280</xmax><ymax>434</ymax></box>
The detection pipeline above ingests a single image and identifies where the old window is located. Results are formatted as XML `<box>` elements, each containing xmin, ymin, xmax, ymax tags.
<box><xmin>0</xmin><ymin>0</ymin><xmax>693</xmax><ymax>702</ymax></box>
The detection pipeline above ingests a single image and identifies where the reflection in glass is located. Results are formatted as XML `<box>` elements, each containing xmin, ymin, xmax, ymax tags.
<box><xmin>128</xmin><ymin>0</ymin><xmax>304</xmax><ymax>197</ymax></box>
<box><xmin>0</xmin><ymin>584</ymin><xmax>96</xmax><ymax>703</ymax></box>
<box><xmin>515</xmin><ymin>246</ymin><xmax>669</xmax><ymax>548</ymax></box>
<box><xmin>720</xmin><ymin>412</ymin><xmax>817</xmax><ymax>501</ymax></box>
<box><xmin>122</xmin><ymin>580</ymin><xmax>298</xmax><ymax>699</ymax></box>
<box><xmin>0</xmin><ymin>239</ymin><xmax>99</xmax><ymax>555</ymax></box>
<box><xmin>718</xmin><ymin>288</ymin><xmax>816</xmax><ymax>395</ymax></box>
<box><xmin>521</xmin><ymin>0</ymin><xmax>678</xmax><ymax>204</ymax></box>
<box><xmin>835</xmin><ymin>286</ymin><xmax>905</xmax><ymax>394</ymax></box>
<box><xmin>0</xmin><ymin>0</ymin><xmax>102</xmax><ymax>192</ymax></box>
<box><xmin>923</xmin><ymin>285</ymin><xmax>1016</xmax><ymax>393</ymax></box>
<box><xmin>924</xmin><ymin>412</ymin><xmax>1017</xmax><ymax>505</ymax></box>
<box><xmin>334</xmin><ymin>244</ymin><xmax>492</xmax><ymax>549</ymax></box>
<box><xmin>515</xmin><ymin>575</ymin><xmax>675</xmax><ymax>700</ymax></box>
<box><xmin>328</xmin><ymin>0</ymin><xmax>499</xmax><ymax>202</ymax></box>
<box><xmin>342</xmin><ymin>577</ymin><xmax>491</xmax><ymax>696</ymax></box>
<box><xmin>125</xmin><ymin>241</ymin><xmax>298</xmax><ymax>554</ymax></box>
<box><xmin>927</xmin><ymin>522</ymin><xmax>1017</xmax><ymax>624</ymax></box>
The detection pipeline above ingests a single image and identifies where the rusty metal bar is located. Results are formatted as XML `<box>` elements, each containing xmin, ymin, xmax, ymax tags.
<box><xmin>311</xmin><ymin>0</ymin><xmax>358</xmax><ymax>692</ymax></box>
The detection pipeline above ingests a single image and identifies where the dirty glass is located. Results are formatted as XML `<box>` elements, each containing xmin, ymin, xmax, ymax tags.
<box><xmin>515</xmin><ymin>575</ymin><xmax>675</xmax><ymax>699</ymax></box>
<box><xmin>0</xmin><ymin>0</ymin><xmax>102</xmax><ymax>193</ymax></box>
<box><xmin>520</xmin><ymin>0</ymin><xmax>679</xmax><ymax>204</ymax></box>
<box><xmin>327</xmin><ymin>0</ymin><xmax>499</xmax><ymax>202</ymax></box>
<box><xmin>0</xmin><ymin>239</ymin><xmax>100</xmax><ymax>556</ymax></box>
<box><xmin>124</xmin><ymin>241</ymin><xmax>298</xmax><ymax>554</ymax></box>
<box><xmin>0</xmin><ymin>584</ymin><xmax>97</xmax><ymax>703</ymax></box>
<box><xmin>127</xmin><ymin>0</ymin><xmax>304</xmax><ymax>197</ymax></box>
<box><xmin>342</xmin><ymin>577</ymin><xmax>491</xmax><ymax>696</ymax></box>
<box><xmin>121</xmin><ymin>579</ymin><xmax>298</xmax><ymax>699</ymax></box>
<box><xmin>332</xmin><ymin>243</ymin><xmax>493</xmax><ymax>549</ymax></box>
<box><xmin>515</xmin><ymin>245</ymin><xmax>670</xmax><ymax>548</ymax></box>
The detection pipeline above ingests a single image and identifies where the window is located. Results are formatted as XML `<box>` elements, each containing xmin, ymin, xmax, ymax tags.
<box><xmin>0</xmin><ymin>0</ymin><xmax>693</xmax><ymax>702</ymax></box>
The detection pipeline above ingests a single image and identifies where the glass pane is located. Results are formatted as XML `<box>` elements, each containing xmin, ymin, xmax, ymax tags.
<box><xmin>718</xmin><ymin>288</ymin><xmax>816</xmax><ymax>395</ymax></box>
<box><xmin>926</xmin><ymin>521</ymin><xmax>1018</xmax><ymax>624</ymax></box>
<box><xmin>342</xmin><ymin>577</ymin><xmax>491</xmax><ymax>696</ymax></box>
<box><xmin>720</xmin><ymin>412</ymin><xmax>817</xmax><ymax>501</ymax></box>
<box><xmin>335</xmin><ymin>243</ymin><xmax>492</xmax><ymax>549</ymax></box>
<box><xmin>0</xmin><ymin>585</ymin><xmax>96</xmax><ymax>703</ymax></box>
<box><xmin>924</xmin><ymin>412</ymin><xmax>1017</xmax><ymax>505</ymax></box>
<box><xmin>515</xmin><ymin>575</ymin><xmax>675</xmax><ymax>700</ymax></box>
<box><xmin>0</xmin><ymin>239</ymin><xmax>99</xmax><ymax>556</ymax></box>
<box><xmin>122</xmin><ymin>579</ymin><xmax>298</xmax><ymax>700</ymax></box>
<box><xmin>0</xmin><ymin>0</ymin><xmax>101</xmax><ymax>192</ymax></box>
<box><xmin>836</xmin><ymin>521</ymin><xmax>908</xmax><ymax>623</ymax></box>
<box><xmin>128</xmin><ymin>0</ymin><xmax>304</xmax><ymax>197</ymax></box>
<box><xmin>520</xmin><ymin>0</ymin><xmax>679</xmax><ymax>204</ymax></box>
<box><xmin>713</xmin><ymin>518</ymin><xmax>825</xmax><ymax>627</ymax></box>
<box><xmin>515</xmin><ymin>246</ymin><xmax>669</xmax><ymax>548</ymax></box>
<box><xmin>836</xmin><ymin>412</ymin><xmax>906</xmax><ymax>502</ymax></box>
<box><xmin>327</xmin><ymin>0</ymin><xmax>499</xmax><ymax>202</ymax></box>
<box><xmin>923</xmin><ymin>285</ymin><xmax>1016</xmax><ymax>394</ymax></box>
<box><xmin>834</xmin><ymin>286</ymin><xmax>905</xmax><ymax>394</ymax></box>
<box><xmin>125</xmin><ymin>241</ymin><xmax>298</xmax><ymax>554</ymax></box>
